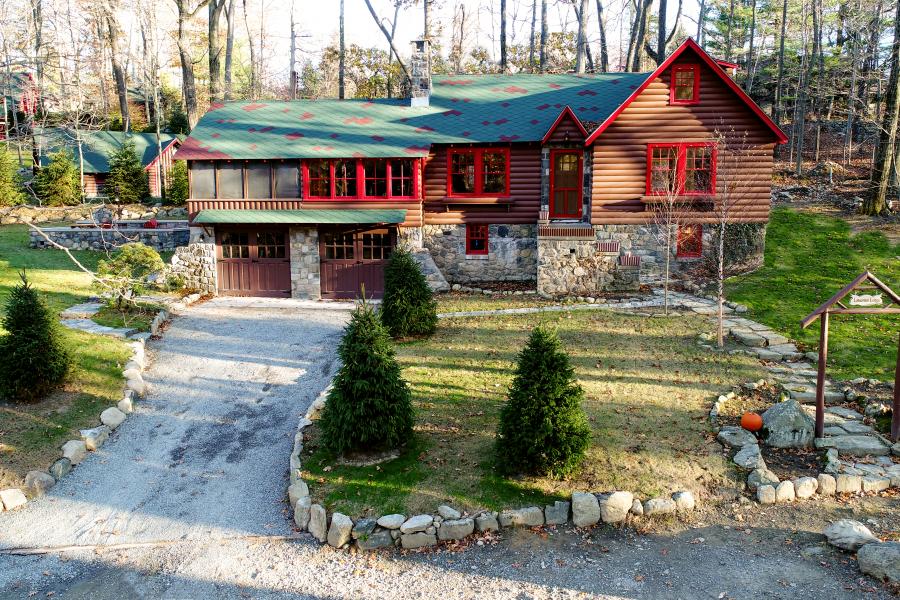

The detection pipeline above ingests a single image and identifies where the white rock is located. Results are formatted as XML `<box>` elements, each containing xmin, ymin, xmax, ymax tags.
<box><xmin>127</xmin><ymin>377</ymin><xmax>147</xmax><ymax>397</ymax></box>
<box><xmin>775</xmin><ymin>480</ymin><xmax>795</xmax><ymax>503</ymax></box>
<box><xmin>858</xmin><ymin>541</ymin><xmax>900</xmax><ymax>583</ymax></box>
<box><xmin>61</xmin><ymin>440</ymin><xmax>87</xmax><ymax>464</ymax></box>
<box><xmin>437</xmin><ymin>505</ymin><xmax>461</xmax><ymax>520</ymax></box>
<box><xmin>100</xmin><ymin>407</ymin><xmax>127</xmax><ymax>430</ymax></box>
<box><xmin>400</xmin><ymin>514</ymin><xmax>433</xmax><ymax>534</ymax></box>
<box><xmin>630</xmin><ymin>499</ymin><xmax>644</xmax><ymax>516</ymax></box>
<box><xmin>436</xmin><ymin>517</ymin><xmax>474</xmax><ymax>541</ymax></box>
<box><xmin>293</xmin><ymin>496</ymin><xmax>311</xmax><ymax>530</ymax></box>
<box><xmin>643</xmin><ymin>497</ymin><xmax>677</xmax><ymax>516</ymax></box>
<box><xmin>401</xmin><ymin>532</ymin><xmax>437</xmax><ymax>549</ymax></box>
<box><xmin>327</xmin><ymin>513</ymin><xmax>353</xmax><ymax>548</ymax></box>
<box><xmin>377</xmin><ymin>514</ymin><xmax>406</xmax><ymax>530</ymax></box>
<box><xmin>288</xmin><ymin>481</ymin><xmax>309</xmax><ymax>507</ymax></box>
<box><xmin>817</xmin><ymin>473</ymin><xmax>836</xmax><ymax>496</ymax></box>
<box><xmin>672</xmin><ymin>491</ymin><xmax>696</xmax><ymax>512</ymax></box>
<box><xmin>793</xmin><ymin>477</ymin><xmax>818</xmax><ymax>499</ymax></box>
<box><xmin>823</xmin><ymin>519</ymin><xmax>879</xmax><ymax>551</ymax></box>
<box><xmin>0</xmin><ymin>488</ymin><xmax>28</xmax><ymax>511</ymax></box>
<box><xmin>117</xmin><ymin>397</ymin><xmax>134</xmax><ymax>414</ymax></box>
<box><xmin>122</xmin><ymin>367</ymin><xmax>142</xmax><ymax>380</ymax></box>
<box><xmin>733</xmin><ymin>444</ymin><xmax>765</xmax><ymax>470</ymax></box>
<box><xmin>599</xmin><ymin>491</ymin><xmax>633</xmax><ymax>523</ymax></box>
<box><xmin>80</xmin><ymin>426</ymin><xmax>110</xmax><ymax>451</ymax></box>
<box><xmin>498</xmin><ymin>507</ymin><xmax>544</xmax><ymax>527</ymax></box>
<box><xmin>717</xmin><ymin>426</ymin><xmax>758</xmax><ymax>448</ymax></box>
<box><xmin>862</xmin><ymin>476</ymin><xmax>891</xmax><ymax>493</ymax></box>
<box><xmin>571</xmin><ymin>492</ymin><xmax>601</xmax><ymax>527</ymax></box>
<box><xmin>308</xmin><ymin>504</ymin><xmax>327</xmax><ymax>543</ymax></box>
<box><xmin>757</xmin><ymin>485</ymin><xmax>776</xmax><ymax>504</ymax></box>
<box><xmin>835</xmin><ymin>474</ymin><xmax>862</xmax><ymax>494</ymax></box>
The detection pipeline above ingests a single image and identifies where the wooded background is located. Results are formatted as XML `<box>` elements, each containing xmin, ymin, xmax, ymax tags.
<box><xmin>1</xmin><ymin>0</ymin><xmax>898</xmax><ymax>213</ymax></box>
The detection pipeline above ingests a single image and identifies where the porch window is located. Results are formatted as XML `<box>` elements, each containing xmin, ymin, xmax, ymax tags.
<box><xmin>465</xmin><ymin>224</ymin><xmax>489</xmax><ymax>255</ymax></box>
<box><xmin>247</xmin><ymin>162</ymin><xmax>271</xmax><ymax>198</ymax></box>
<box><xmin>363</xmin><ymin>159</ymin><xmax>388</xmax><ymax>197</ymax></box>
<box><xmin>646</xmin><ymin>143</ymin><xmax>716</xmax><ymax>196</ymax></box>
<box><xmin>448</xmin><ymin>148</ymin><xmax>510</xmax><ymax>196</ymax></box>
<box><xmin>220</xmin><ymin>231</ymin><xmax>249</xmax><ymax>259</ymax></box>
<box><xmin>301</xmin><ymin>158</ymin><xmax>419</xmax><ymax>200</ymax></box>
<box><xmin>274</xmin><ymin>163</ymin><xmax>300</xmax><ymax>198</ymax></box>
<box><xmin>306</xmin><ymin>160</ymin><xmax>331</xmax><ymax>198</ymax></box>
<box><xmin>676</xmin><ymin>224</ymin><xmax>703</xmax><ymax>258</ymax></box>
<box><xmin>190</xmin><ymin>161</ymin><xmax>215</xmax><ymax>198</ymax></box>
<box><xmin>217</xmin><ymin>163</ymin><xmax>244</xmax><ymax>199</ymax></box>
<box><xmin>671</xmin><ymin>65</ymin><xmax>700</xmax><ymax>105</ymax></box>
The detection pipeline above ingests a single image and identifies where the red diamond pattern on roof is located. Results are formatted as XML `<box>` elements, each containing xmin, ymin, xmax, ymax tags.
<box><xmin>242</xmin><ymin>103</ymin><xmax>268</xmax><ymax>111</ymax></box>
<box><xmin>344</xmin><ymin>116</ymin><xmax>373</xmax><ymax>125</ymax></box>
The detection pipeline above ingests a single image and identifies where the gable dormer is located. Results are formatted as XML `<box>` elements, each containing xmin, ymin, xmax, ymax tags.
<box><xmin>542</xmin><ymin>106</ymin><xmax>588</xmax><ymax>145</ymax></box>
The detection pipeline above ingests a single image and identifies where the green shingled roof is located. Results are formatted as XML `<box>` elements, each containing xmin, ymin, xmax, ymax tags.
<box><xmin>193</xmin><ymin>208</ymin><xmax>407</xmax><ymax>224</ymax></box>
<box><xmin>39</xmin><ymin>130</ymin><xmax>181</xmax><ymax>173</ymax></box>
<box><xmin>176</xmin><ymin>72</ymin><xmax>652</xmax><ymax>161</ymax></box>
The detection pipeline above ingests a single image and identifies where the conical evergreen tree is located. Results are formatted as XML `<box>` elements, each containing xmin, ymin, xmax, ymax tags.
<box><xmin>0</xmin><ymin>272</ymin><xmax>71</xmax><ymax>402</ymax></box>
<box><xmin>34</xmin><ymin>150</ymin><xmax>81</xmax><ymax>206</ymax></box>
<box><xmin>106</xmin><ymin>140</ymin><xmax>150</xmax><ymax>204</ymax></box>
<box><xmin>0</xmin><ymin>145</ymin><xmax>25</xmax><ymax>207</ymax></box>
<box><xmin>380</xmin><ymin>248</ymin><xmax>437</xmax><ymax>338</ymax></box>
<box><xmin>320</xmin><ymin>301</ymin><xmax>414</xmax><ymax>454</ymax></box>
<box><xmin>496</xmin><ymin>325</ymin><xmax>591</xmax><ymax>477</ymax></box>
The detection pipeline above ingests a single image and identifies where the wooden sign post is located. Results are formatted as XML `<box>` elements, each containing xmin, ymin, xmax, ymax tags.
<box><xmin>800</xmin><ymin>271</ymin><xmax>900</xmax><ymax>441</ymax></box>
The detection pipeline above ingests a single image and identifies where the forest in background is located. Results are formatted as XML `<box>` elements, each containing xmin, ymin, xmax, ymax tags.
<box><xmin>1</xmin><ymin>0</ymin><xmax>899</xmax><ymax>214</ymax></box>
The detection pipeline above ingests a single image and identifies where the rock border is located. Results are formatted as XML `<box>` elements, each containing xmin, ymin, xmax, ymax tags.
<box><xmin>286</xmin><ymin>380</ymin><xmax>697</xmax><ymax>553</ymax></box>
<box><xmin>0</xmin><ymin>293</ymin><xmax>203</xmax><ymax>513</ymax></box>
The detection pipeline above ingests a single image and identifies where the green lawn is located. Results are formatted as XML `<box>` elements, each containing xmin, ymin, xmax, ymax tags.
<box><xmin>726</xmin><ymin>208</ymin><xmax>900</xmax><ymax>381</ymax></box>
<box><xmin>303</xmin><ymin>310</ymin><xmax>765</xmax><ymax>518</ymax></box>
<box><xmin>0</xmin><ymin>225</ymin><xmax>130</xmax><ymax>491</ymax></box>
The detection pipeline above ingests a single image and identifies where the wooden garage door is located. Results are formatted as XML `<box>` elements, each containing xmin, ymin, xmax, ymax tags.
<box><xmin>216</xmin><ymin>229</ymin><xmax>291</xmax><ymax>297</ymax></box>
<box><xmin>319</xmin><ymin>227</ymin><xmax>395</xmax><ymax>299</ymax></box>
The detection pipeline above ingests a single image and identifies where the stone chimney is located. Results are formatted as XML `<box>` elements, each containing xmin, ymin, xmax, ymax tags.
<box><xmin>410</xmin><ymin>39</ymin><xmax>431</xmax><ymax>107</ymax></box>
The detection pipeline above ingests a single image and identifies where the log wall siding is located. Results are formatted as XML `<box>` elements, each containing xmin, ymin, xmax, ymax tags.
<box><xmin>546</xmin><ymin>114</ymin><xmax>586</xmax><ymax>144</ymax></box>
<box><xmin>423</xmin><ymin>144</ymin><xmax>541</xmax><ymax>225</ymax></box>
<box><xmin>83</xmin><ymin>174</ymin><xmax>106</xmax><ymax>197</ymax></box>
<box><xmin>590</xmin><ymin>56</ymin><xmax>777</xmax><ymax>225</ymax></box>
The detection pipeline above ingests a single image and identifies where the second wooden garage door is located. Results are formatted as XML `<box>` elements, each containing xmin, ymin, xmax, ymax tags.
<box><xmin>319</xmin><ymin>227</ymin><xmax>395</xmax><ymax>299</ymax></box>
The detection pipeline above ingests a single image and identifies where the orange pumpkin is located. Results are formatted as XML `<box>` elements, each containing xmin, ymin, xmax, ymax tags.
<box><xmin>741</xmin><ymin>412</ymin><xmax>763</xmax><ymax>432</ymax></box>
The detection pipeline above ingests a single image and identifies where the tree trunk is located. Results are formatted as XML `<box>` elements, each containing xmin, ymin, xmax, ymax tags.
<box><xmin>725</xmin><ymin>0</ymin><xmax>735</xmax><ymax>62</ymax></box>
<box><xmin>596</xmin><ymin>0</ymin><xmax>609</xmax><ymax>71</ymax></box>
<box><xmin>243</xmin><ymin>0</ymin><xmax>258</xmax><ymax>100</ymax></box>
<box><xmin>539</xmin><ymin>0</ymin><xmax>548</xmax><ymax>72</ymax></box>
<box><xmin>500</xmin><ymin>0</ymin><xmax>508</xmax><ymax>72</ymax></box>
<box><xmin>175</xmin><ymin>0</ymin><xmax>211</xmax><ymax>129</ymax></box>
<box><xmin>339</xmin><ymin>0</ymin><xmax>346</xmax><ymax>99</ymax></box>
<box><xmin>696</xmin><ymin>0</ymin><xmax>706</xmax><ymax>47</ymax></box>
<box><xmin>746</xmin><ymin>0</ymin><xmax>756</xmax><ymax>90</ymax></box>
<box><xmin>387</xmin><ymin>2</ymin><xmax>400</xmax><ymax>97</ymax></box>
<box><xmin>363</xmin><ymin>0</ymin><xmax>411</xmax><ymax>83</ymax></box>
<box><xmin>773</xmin><ymin>0</ymin><xmax>788</xmax><ymax>128</ymax></box>
<box><xmin>529</xmin><ymin>0</ymin><xmax>537</xmax><ymax>72</ymax></box>
<box><xmin>224</xmin><ymin>0</ymin><xmax>236</xmax><ymax>100</ymax></box>
<box><xmin>657</xmin><ymin>0</ymin><xmax>668</xmax><ymax>66</ymax></box>
<box><xmin>424</xmin><ymin>0</ymin><xmax>431</xmax><ymax>38</ymax></box>
<box><xmin>208</xmin><ymin>0</ymin><xmax>226</xmax><ymax>101</ymax></box>
<box><xmin>102</xmin><ymin>5</ymin><xmax>130</xmax><ymax>132</ymax></box>
<box><xmin>866</xmin><ymin>0</ymin><xmax>900</xmax><ymax>215</ymax></box>
<box><xmin>575</xmin><ymin>0</ymin><xmax>588</xmax><ymax>73</ymax></box>
<box><xmin>630</xmin><ymin>0</ymin><xmax>652</xmax><ymax>72</ymax></box>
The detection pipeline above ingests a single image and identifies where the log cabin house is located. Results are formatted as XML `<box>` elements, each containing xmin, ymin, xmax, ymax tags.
<box><xmin>174</xmin><ymin>38</ymin><xmax>786</xmax><ymax>299</ymax></box>
<box><xmin>40</xmin><ymin>130</ymin><xmax>181</xmax><ymax>198</ymax></box>
<box><xmin>1</xmin><ymin>71</ymin><xmax>38</xmax><ymax>141</ymax></box>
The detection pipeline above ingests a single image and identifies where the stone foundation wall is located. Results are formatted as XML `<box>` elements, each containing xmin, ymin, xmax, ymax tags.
<box><xmin>1</xmin><ymin>203</ymin><xmax>187</xmax><ymax>225</ymax></box>
<box><xmin>537</xmin><ymin>238</ymin><xmax>639</xmax><ymax>295</ymax></box>
<box><xmin>422</xmin><ymin>224</ymin><xmax>537</xmax><ymax>283</ymax></box>
<box><xmin>169</xmin><ymin>233</ymin><xmax>217</xmax><ymax>294</ymax></box>
<box><xmin>290</xmin><ymin>227</ymin><xmax>321</xmax><ymax>299</ymax></box>
<box><xmin>30</xmin><ymin>226</ymin><xmax>190</xmax><ymax>252</ymax></box>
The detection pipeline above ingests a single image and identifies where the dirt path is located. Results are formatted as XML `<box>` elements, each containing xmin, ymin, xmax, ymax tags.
<box><xmin>0</xmin><ymin>298</ymin><xmax>350</xmax><ymax>550</ymax></box>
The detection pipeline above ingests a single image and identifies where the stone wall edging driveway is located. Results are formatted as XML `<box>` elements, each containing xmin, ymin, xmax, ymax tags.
<box><xmin>0</xmin><ymin>293</ymin><xmax>203</xmax><ymax>513</ymax></box>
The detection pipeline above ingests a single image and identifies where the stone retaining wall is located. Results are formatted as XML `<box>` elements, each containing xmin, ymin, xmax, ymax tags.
<box><xmin>30</xmin><ymin>225</ymin><xmax>190</xmax><ymax>252</ymax></box>
<box><xmin>170</xmin><ymin>235</ymin><xmax>217</xmax><ymax>294</ymax></box>
<box><xmin>1</xmin><ymin>203</ymin><xmax>187</xmax><ymax>225</ymax></box>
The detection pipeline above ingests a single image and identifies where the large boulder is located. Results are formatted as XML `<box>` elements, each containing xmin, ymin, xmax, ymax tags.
<box><xmin>733</xmin><ymin>444</ymin><xmax>765</xmax><ymax>470</ymax></box>
<box><xmin>598</xmin><ymin>491</ymin><xmax>633</xmax><ymax>523</ymax></box>
<box><xmin>571</xmin><ymin>492</ymin><xmax>601</xmax><ymax>527</ymax></box>
<box><xmin>437</xmin><ymin>518</ymin><xmax>474</xmax><ymax>541</ymax></box>
<box><xmin>761</xmin><ymin>400</ymin><xmax>814</xmax><ymax>448</ymax></box>
<box><xmin>327</xmin><ymin>513</ymin><xmax>353</xmax><ymax>548</ymax></box>
<box><xmin>857</xmin><ymin>542</ymin><xmax>900</xmax><ymax>583</ymax></box>
<box><xmin>498</xmin><ymin>507</ymin><xmax>544</xmax><ymax>528</ymax></box>
<box><xmin>815</xmin><ymin>435</ymin><xmax>890</xmax><ymax>457</ymax></box>
<box><xmin>24</xmin><ymin>471</ymin><xmax>55</xmax><ymax>497</ymax></box>
<box><xmin>823</xmin><ymin>519</ymin><xmax>879</xmax><ymax>551</ymax></box>
<box><xmin>717</xmin><ymin>426</ymin><xmax>758</xmax><ymax>448</ymax></box>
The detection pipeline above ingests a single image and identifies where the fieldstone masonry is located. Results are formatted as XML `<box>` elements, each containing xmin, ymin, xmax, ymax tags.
<box><xmin>422</xmin><ymin>224</ymin><xmax>538</xmax><ymax>283</ymax></box>
<box><xmin>289</xmin><ymin>227</ymin><xmax>321</xmax><ymax>300</ymax></box>
<box><xmin>170</xmin><ymin>228</ymin><xmax>217</xmax><ymax>294</ymax></box>
<box><xmin>30</xmin><ymin>224</ymin><xmax>189</xmax><ymax>252</ymax></box>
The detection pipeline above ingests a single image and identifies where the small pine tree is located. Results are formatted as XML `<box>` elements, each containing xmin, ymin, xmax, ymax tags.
<box><xmin>164</xmin><ymin>160</ymin><xmax>189</xmax><ymax>205</ymax></box>
<box><xmin>319</xmin><ymin>301</ymin><xmax>414</xmax><ymax>455</ymax></box>
<box><xmin>380</xmin><ymin>249</ymin><xmax>438</xmax><ymax>338</ymax></box>
<box><xmin>495</xmin><ymin>326</ymin><xmax>591</xmax><ymax>478</ymax></box>
<box><xmin>0</xmin><ymin>146</ymin><xmax>25</xmax><ymax>207</ymax></box>
<box><xmin>34</xmin><ymin>150</ymin><xmax>81</xmax><ymax>207</ymax></box>
<box><xmin>166</xmin><ymin>104</ymin><xmax>190</xmax><ymax>135</ymax></box>
<box><xmin>106</xmin><ymin>140</ymin><xmax>150</xmax><ymax>204</ymax></box>
<box><xmin>0</xmin><ymin>272</ymin><xmax>71</xmax><ymax>402</ymax></box>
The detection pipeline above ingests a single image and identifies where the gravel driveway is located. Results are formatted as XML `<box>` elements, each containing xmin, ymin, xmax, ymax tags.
<box><xmin>0</xmin><ymin>297</ymin><xmax>350</xmax><ymax>550</ymax></box>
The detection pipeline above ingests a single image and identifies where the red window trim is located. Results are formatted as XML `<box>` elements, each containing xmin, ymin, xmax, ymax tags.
<box><xmin>465</xmin><ymin>224</ymin><xmax>489</xmax><ymax>255</ymax></box>
<box><xmin>446</xmin><ymin>147</ymin><xmax>511</xmax><ymax>198</ymax></box>
<box><xmin>676</xmin><ymin>224</ymin><xmax>703</xmax><ymax>258</ymax></box>
<box><xmin>670</xmin><ymin>64</ymin><xmax>700</xmax><ymax>105</ymax></box>
<box><xmin>301</xmin><ymin>158</ymin><xmax>420</xmax><ymax>201</ymax></box>
<box><xmin>549</xmin><ymin>149</ymin><xmax>583</xmax><ymax>219</ymax></box>
<box><xmin>645</xmin><ymin>142</ymin><xmax>717</xmax><ymax>197</ymax></box>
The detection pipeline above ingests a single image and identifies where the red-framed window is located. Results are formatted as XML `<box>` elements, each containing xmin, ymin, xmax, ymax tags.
<box><xmin>465</xmin><ymin>224</ymin><xmax>489</xmax><ymax>255</ymax></box>
<box><xmin>302</xmin><ymin>158</ymin><xmax>419</xmax><ymax>200</ymax></box>
<box><xmin>549</xmin><ymin>150</ymin><xmax>582</xmax><ymax>219</ymax></box>
<box><xmin>646</xmin><ymin>143</ymin><xmax>716</xmax><ymax>196</ymax></box>
<box><xmin>447</xmin><ymin>147</ymin><xmax>510</xmax><ymax>197</ymax></box>
<box><xmin>677</xmin><ymin>224</ymin><xmax>703</xmax><ymax>258</ymax></box>
<box><xmin>671</xmin><ymin>64</ymin><xmax>700</xmax><ymax>105</ymax></box>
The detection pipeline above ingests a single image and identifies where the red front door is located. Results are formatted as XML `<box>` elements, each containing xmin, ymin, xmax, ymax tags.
<box><xmin>216</xmin><ymin>229</ymin><xmax>291</xmax><ymax>297</ymax></box>
<box><xmin>319</xmin><ymin>227</ymin><xmax>395</xmax><ymax>299</ymax></box>
<box><xmin>550</xmin><ymin>150</ymin><xmax>583</xmax><ymax>219</ymax></box>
